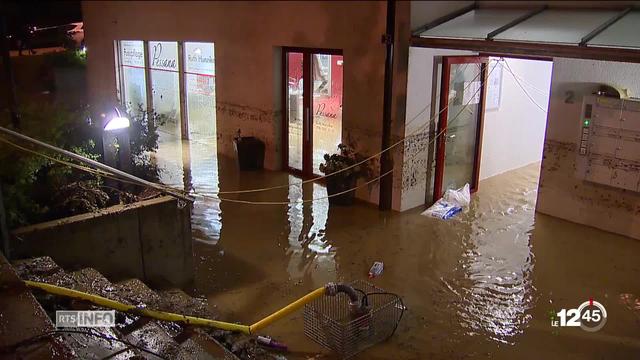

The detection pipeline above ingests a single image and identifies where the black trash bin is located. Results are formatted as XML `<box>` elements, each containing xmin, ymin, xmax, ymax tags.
<box><xmin>234</xmin><ymin>136</ymin><xmax>265</xmax><ymax>170</ymax></box>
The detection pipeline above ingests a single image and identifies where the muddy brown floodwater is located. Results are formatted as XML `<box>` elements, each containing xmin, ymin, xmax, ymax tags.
<box><xmin>153</xmin><ymin>136</ymin><xmax>640</xmax><ymax>359</ymax></box>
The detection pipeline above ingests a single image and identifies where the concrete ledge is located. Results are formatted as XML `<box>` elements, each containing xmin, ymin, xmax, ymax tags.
<box><xmin>0</xmin><ymin>254</ymin><xmax>71</xmax><ymax>358</ymax></box>
<box><xmin>11</xmin><ymin>196</ymin><xmax>194</xmax><ymax>287</ymax></box>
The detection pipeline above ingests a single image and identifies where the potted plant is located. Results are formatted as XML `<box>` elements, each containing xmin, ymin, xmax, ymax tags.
<box><xmin>319</xmin><ymin>144</ymin><xmax>371</xmax><ymax>206</ymax></box>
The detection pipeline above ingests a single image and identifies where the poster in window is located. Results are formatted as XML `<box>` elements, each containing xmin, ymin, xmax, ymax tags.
<box><xmin>486</xmin><ymin>60</ymin><xmax>503</xmax><ymax>110</ymax></box>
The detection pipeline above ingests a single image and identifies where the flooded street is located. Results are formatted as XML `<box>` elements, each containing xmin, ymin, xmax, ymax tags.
<box><xmin>154</xmin><ymin>137</ymin><xmax>640</xmax><ymax>359</ymax></box>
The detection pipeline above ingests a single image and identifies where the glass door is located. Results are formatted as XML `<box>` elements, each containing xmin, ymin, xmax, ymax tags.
<box><xmin>284</xmin><ymin>49</ymin><xmax>343</xmax><ymax>177</ymax></box>
<box><xmin>433</xmin><ymin>56</ymin><xmax>488</xmax><ymax>201</ymax></box>
<box><xmin>286</xmin><ymin>51</ymin><xmax>304</xmax><ymax>172</ymax></box>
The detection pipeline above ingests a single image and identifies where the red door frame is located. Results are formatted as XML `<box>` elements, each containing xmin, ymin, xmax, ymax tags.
<box><xmin>433</xmin><ymin>56</ymin><xmax>488</xmax><ymax>201</ymax></box>
<box><xmin>281</xmin><ymin>47</ymin><xmax>343</xmax><ymax>178</ymax></box>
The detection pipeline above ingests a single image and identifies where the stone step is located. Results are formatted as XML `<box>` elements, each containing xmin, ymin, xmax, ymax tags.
<box><xmin>176</xmin><ymin>332</ymin><xmax>228</xmax><ymax>360</ymax></box>
<box><xmin>56</xmin><ymin>327</ymin><xmax>139</xmax><ymax>360</ymax></box>
<box><xmin>69</xmin><ymin>267</ymin><xmax>127</xmax><ymax>303</ymax></box>
<box><xmin>113</xmin><ymin>278</ymin><xmax>163</xmax><ymax>310</ymax></box>
<box><xmin>12</xmin><ymin>256</ymin><xmax>75</xmax><ymax>288</ymax></box>
<box><xmin>157</xmin><ymin>288</ymin><xmax>218</xmax><ymax>320</ymax></box>
<box><xmin>124</xmin><ymin>321</ymin><xmax>180</xmax><ymax>359</ymax></box>
<box><xmin>11</xmin><ymin>257</ymin><xmax>243</xmax><ymax>359</ymax></box>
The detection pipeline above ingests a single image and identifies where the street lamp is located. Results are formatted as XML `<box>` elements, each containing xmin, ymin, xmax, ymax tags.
<box><xmin>102</xmin><ymin>107</ymin><xmax>132</xmax><ymax>177</ymax></box>
<box><xmin>104</xmin><ymin>113</ymin><xmax>130</xmax><ymax>131</ymax></box>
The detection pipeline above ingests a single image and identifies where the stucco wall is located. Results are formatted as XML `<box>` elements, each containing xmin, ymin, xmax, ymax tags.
<box><xmin>537</xmin><ymin>58</ymin><xmax>640</xmax><ymax>240</ymax></box>
<box><xmin>400</xmin><ymin>46</ymin><xmax>475</xmax><ymax>211</ymax></box>
<box><xmin>82</xmin><ymin>1</ymin><xmax>395</xmax><ymax>203</ymax></box>
<box><xmin>479</xmin><ymin>58</ymin><xmax>552</xmax><ymax>180</ymax></box>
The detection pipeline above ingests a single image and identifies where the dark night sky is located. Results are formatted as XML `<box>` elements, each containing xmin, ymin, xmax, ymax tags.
<box><xmin>3</xmin><ymin>1</ymin><xmax>82</xmax><ymax>33</ymax></box>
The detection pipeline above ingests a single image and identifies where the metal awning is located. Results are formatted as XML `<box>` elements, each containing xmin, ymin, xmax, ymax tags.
<box><xmin>411</xmin><ymin>4</ymin><xmax>640</xmax><ymax>62</ymax></box>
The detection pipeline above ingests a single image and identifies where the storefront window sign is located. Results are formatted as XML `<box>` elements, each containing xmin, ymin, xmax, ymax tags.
<box><xmin>185</xmin><ymin>42</ymin><xmax>215</xmax><ymax>76</ymax></box>
<box><xmin>150</xmin><ymin>41</ymin><xmax>179</xmax><ymax>71</ymax></box>
<box><xmin>121</xmin><ymin>40</ymin><xmax>144</xmax><ymax>67</ymax></box>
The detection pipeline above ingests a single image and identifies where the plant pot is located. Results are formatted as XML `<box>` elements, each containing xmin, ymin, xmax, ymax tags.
<box><xmin>234</xmin><ymin>137</ymin><xmax>265</xmax><ymax>171</ymax></box>
<box><xmin>326</xmin><ymin>174</ymin><xmax>357</xmax><ymax>206</ymax></box>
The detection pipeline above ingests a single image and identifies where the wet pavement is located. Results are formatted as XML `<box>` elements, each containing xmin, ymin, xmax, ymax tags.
<box><xmin>153</xmin><ymin>137</ymin><xmax>640</xmax><ymax>359</ymax></box>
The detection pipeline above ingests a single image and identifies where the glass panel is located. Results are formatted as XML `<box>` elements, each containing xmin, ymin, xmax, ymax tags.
<box><xmin>442</xmin><ymin>63</ymin><xmax>482</xmax><ymax>193</ymax></box>
<box><xmin>184</xmin><ymin>42</ymin><xmax>216</xmax><ymax>140</ymax></box>
<box><xmin>312</xmin><ymin>54</ymin><xmax>343</xmax><ymax>175</ymax></box>
<box><xmin>149</xmin><ymin>41</ymin><xmax>181</xmax><ymax>138</ymax></box>
<box><xmin>588</xmin><ymin>12</ymin><xmax>640</xmax><ymax>49</ymax></box>
<box><xmin>287</xmin><ymin>52</ymin><xmax>304</xmax><ymax>171</ymax></box>
<box><xmin>494</xmin><ymin>9</ymin><xmax>619</xmax><ymax>45</ymax></box>
<box><xmin>120</xmin><ymin>40</ymin><xmax>146</xmax><ymax>115</ymax></box>
<box><xmin>421</xmin><ymin>9</ymin><xmax>530</xmax><ymax>40</ymax></box>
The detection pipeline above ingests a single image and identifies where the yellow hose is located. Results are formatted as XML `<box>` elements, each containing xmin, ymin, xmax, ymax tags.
<box><xmin>24</xmin><ymin>280</ymin><xmax>325</xmax><ymax>335</ymax></box>
<box><xmin>249</xmin><ymin>286</ymin><xmax>325</xmax><ymax>333</ymax></box>
<box><xmin>25</xmin><ymin>280</ymin><xmax>251</xmax><ymax>334</ymax></box>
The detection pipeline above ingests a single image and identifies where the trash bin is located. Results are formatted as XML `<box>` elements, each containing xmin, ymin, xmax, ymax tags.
<box><xmin>234</xmin><ymin>136</ymin><xmax>265</xmax><ymax>170</ymax></box>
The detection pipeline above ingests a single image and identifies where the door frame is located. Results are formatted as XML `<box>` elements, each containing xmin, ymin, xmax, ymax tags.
<box><xmin>281</xmin><ymin>47</ymin><xmax>343</xmax><ymax>178</ymax></box>
<box><xmin>433</xmin><ymin>55</ymin><xmax>488</xmax><ymax>201</ymax></box>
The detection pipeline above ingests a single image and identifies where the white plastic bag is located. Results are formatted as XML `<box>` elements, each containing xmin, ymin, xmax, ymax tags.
<box><xmin>421</xmin><ymin>183</ymin><xmax>470</xmax><ymax>220</ymax></box>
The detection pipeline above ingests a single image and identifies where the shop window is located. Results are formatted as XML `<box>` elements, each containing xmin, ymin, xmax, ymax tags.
<box><xmin>148</xmin><ymin>41</ymin><xmax>181</xmax><ymax>138</ymax></box>
<box><xmin>115</xmin><ymin>40</ymin><xmax>218</xmax><ymax>143</ymax></box>
<box><xmin>119</xmin><ymin>40</ymin><xmax>147</xmax><ymax>115</ymax></box>
<box><xmin>184</xmin><ymin>42</ymin><xmax>216</xmax><ymax>140</ymax></box>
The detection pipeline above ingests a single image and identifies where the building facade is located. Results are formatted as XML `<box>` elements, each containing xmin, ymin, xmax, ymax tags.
<box><xmin>83</xmin><ymin>0</ymin><xmax>412</xmax><ymax>209</ymax></box>
<box><xmin>83</xmin><ymin>1</ymin><xmax>640</xmax><ymax>240</ymax></box>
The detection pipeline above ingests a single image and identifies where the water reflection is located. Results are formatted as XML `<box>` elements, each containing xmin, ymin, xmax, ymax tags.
<box><xmin>144</xmin><ymin>150</ymin><xmax>640</xmax><ymax>357</ymax></box>
<box><xmin>152</xmin><ymin>133</ymin><xmax>222</xmax><ymax>243</ymax></box>
<box><xmin>286</xmin><ymin>176</ymin><xmax>334</xmax><ymax>280</ymax></box>
<box><xmin>448</xmin><ymin>176</ymin><xmax>537</xmax><ymax>344</ymax></box>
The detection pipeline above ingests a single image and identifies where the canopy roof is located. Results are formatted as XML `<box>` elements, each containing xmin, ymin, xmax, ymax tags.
<box><xmin>412</xmin><ymin>5</ymin><xmax>640</xmax><ymax>62</ymax></box>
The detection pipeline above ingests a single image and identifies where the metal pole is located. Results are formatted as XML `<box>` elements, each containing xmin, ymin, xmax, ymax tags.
<box><xmin>379</xmin><ymin>0</ymin><xmax>396</xmax><ymax>210</ymax></box>
<box><xmin>0</xmin><ymin>126</ymin><xmax>194</xmax><ymax>202</ymax></box>
<box><xmin>0</xmin><ymin>183</ymin><xmax>10</xmax><ymax>259</ymax></box>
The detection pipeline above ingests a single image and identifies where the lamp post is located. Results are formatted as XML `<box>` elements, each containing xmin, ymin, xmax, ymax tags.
<box><xmin>102</xmin><ymin>108</ymin><xmax>132</xmax><ymax>182</ymax></box>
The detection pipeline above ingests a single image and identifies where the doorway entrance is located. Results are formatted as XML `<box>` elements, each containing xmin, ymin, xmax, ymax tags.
<box><xmin>429</xmin><ymin>53</ymin><xmax>553</xmax><ymax>204</ymax></box>
<box><xmin>433</xmin><ymin>56</ymin><xmax>488</xmax><ymax>200</ymax></box>
<box><xmin>283</xmin><ymin>48</ymin><xmax>344</xmax><ymax>177</ymax></box>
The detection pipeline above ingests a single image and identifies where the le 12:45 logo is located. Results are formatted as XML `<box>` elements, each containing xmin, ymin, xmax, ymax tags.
<box><xmin>551</xmin><ymin>299</ymin><xmax>607</xmax><ymax>332</ymax></box>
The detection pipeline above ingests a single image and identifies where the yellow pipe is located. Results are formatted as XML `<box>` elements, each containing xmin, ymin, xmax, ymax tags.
<box><xmin>249</xmin><ymin>286</ymin><xmax>325</xmax><ymax>333</ymax></box>
<box><xmin>25</xmin><ymin>280</ymin><xmax>327</xmax><ymax>335</ymax></box>
<box><xmin>25</xmin><ymin>280</ymin><xmax>251</xmax><ymax>334</ymax></box>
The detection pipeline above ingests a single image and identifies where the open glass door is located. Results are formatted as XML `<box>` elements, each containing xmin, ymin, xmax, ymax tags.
<box><xmin>433</xmin><ymin>56</ymin><xmax>488</xmax><ymax>201</ymax></box>
<box><xmin>284</xmin><ymin>48</ymin><xmax>343</xmax><ymax>177</ymax></box>
<box><xmin>286</xmin><ymin>51</ymin><xmax>305</xmax><ymax>172</ymax></box>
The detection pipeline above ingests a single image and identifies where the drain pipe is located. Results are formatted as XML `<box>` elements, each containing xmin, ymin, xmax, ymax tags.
<box><xmin>0</xmin><ymin>15</ymin><xmax>20</xmax><ymax>129</ymax></box>
<box><xmin>0</xmin><ymin>184</ymin><xmax>10</xmax><ymax>259</ymax></box>
<box><xmin>379</xmin><ymin>0</ymin><xmax>396</xmax><ymax>211</ymax></box>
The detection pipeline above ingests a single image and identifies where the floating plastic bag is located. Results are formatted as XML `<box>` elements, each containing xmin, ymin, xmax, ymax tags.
<box><xmin>421</xmin><ymin>183</ymin><xmax>470</xmax><ymax>220</ymax></box>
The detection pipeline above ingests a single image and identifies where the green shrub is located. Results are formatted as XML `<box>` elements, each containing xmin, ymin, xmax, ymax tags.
<box><xmin>1</xmin><ymin>101</ymin><xmax>164</xmax><ymax>228</ymax></box>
